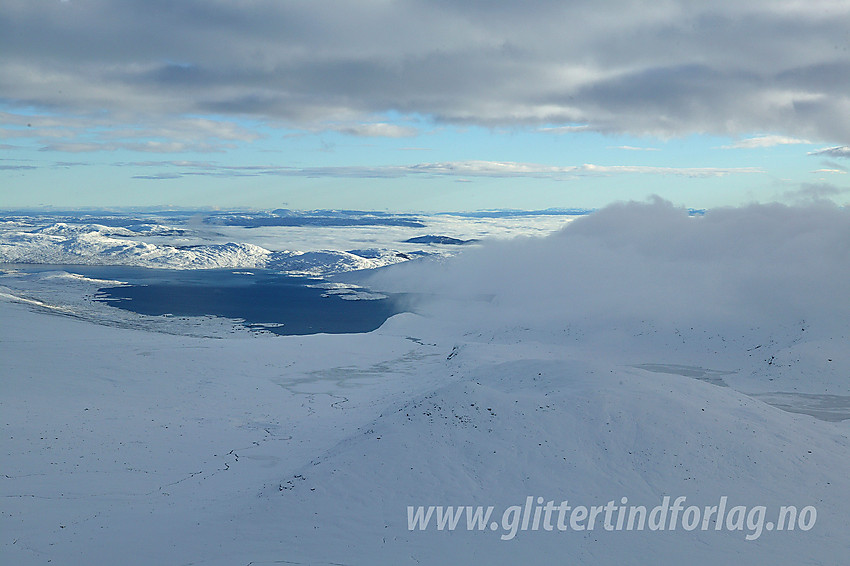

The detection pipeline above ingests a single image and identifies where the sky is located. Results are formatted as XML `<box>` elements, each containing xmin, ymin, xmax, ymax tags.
<box><xmin>1</xmin><ymin>0</ymin><xmax>849</xmax><ymax>212</ymax></box>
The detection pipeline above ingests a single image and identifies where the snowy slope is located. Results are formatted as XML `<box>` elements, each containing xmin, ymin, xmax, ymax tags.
<box><xmin>3</xmin><ymin>297</ymin><xmax>848</xmax><ymax>565</ymax></box>
<box><xmin>262</xmin><ymin>328</ymin><xmax>850</xmax><ymax>565</ymax></box>
<box><xmin>2</xmin><ymin>200</ymin><xmax>849</xmax><ymax>565</ymax></box>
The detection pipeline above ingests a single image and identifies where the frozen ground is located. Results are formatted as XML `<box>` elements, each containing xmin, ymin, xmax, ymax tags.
<box><xmin>2</xmin><ymin>201</ymin><xmax>849</xmax><ymax>565</ymax></box>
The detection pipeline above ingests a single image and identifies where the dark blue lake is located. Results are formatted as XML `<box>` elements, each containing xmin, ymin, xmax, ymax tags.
<box><xmin>8</xmin><ymin>265</ymin><xmax>406</xmax><ymax>335</ymax></box>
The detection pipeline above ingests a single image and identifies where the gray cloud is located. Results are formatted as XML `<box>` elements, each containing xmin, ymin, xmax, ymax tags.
<box><xmin>0</xmin><ymin>163</ymin><xmax>36</xmax><ymax>170</ymax></box>
<box><xmin>0</xmin><ymin>156</ymin><xmax>86</xmax><ymax>170</ymax></box>
<box><xmin>809</xmin><ymin>146</ymin><xmax>850</xmax><ymax>158</ymax></box>
<box><xmin>784</xmin><ymin>182</ymin><xmax>849</xmax><ymax>202</ymax></box>
<box><xmin>0</xmin><ymin>110</ymin><xmax>259</xmax><ymax>153</ymax></box>
<box><xmin>331</xmin><ymin>123</ymin><xmax>419</xmax><ymax>138</ymax></box>
<box><xmin>2</xmin><ymin>1</ymin><xmax>849</xmax><ymax>142</ymax></box>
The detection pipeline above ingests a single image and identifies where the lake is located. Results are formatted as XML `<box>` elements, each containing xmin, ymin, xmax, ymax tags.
<box><xmin>5</xmin><ymin>265</ymin><xmax>405</xmax><ymax>336</ymax></box>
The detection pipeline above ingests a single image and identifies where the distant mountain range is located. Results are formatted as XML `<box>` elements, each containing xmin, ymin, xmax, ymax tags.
<box><xmin>0</xmin><ymin>221</ymin><xmax>414</xmax><ymax>276</ymax></box>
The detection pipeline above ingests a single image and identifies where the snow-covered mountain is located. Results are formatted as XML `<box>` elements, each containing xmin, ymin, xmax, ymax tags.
<box><xmin>3</xmin><ymin>201</ymin><xmax>847</xmax><ymax>564</ymax></box>
<box><xmin>0</xmin><ymin>220</ymin><xmax>411</xmax><ymax>275</ymax></box>
<box><xmin>0</xmin><ymin>210</ymin><xmax>581</xmax><ymax>276</ymax></box>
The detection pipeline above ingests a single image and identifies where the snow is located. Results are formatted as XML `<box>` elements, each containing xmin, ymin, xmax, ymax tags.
<box><xmin>2</xmin><ymin>201</ymin><xmax>849</xmax><ymax>564</ymax></box>
<box><xmin>310</xmin><ymin>281</ymin><xmax>389</xmax><ymax>301</ymax></box>
<box><xmin>0</xmin><ymin>212</ymin><xmax>577</xmax><ymax>276</ymax></box>
<box><xmin>2</xmin><ymin>223</ymin><xmax>415</xmax><ymax>275</ymax></box>
<box><xmin>0</xmin><ymin>225</ymin><xmax>417</xmax><ymax>275</ymax></box>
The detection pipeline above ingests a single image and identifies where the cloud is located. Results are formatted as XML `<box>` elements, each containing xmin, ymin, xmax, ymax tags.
<box><xmin>0</xmin><ymin>163</ymin><xmax>36</xmax><ymax>170</ymax></box>
<box><xmin>331</xmin><ymin>123</ymin><xmax>418</xmax><ymax>138</ymax></box>
<box><xmin>538</xmin><ymin>125</ymin><xmax>591</xmax><ymax>134</ymax></box>
<box><xmin>41</xmin><ymin>141</ymin><xmax>228</xmax><ymax>153</ymax></box>
<box><xmin>722</xmin><ymin>135</ymin><xmax>811</xmax><ymax>149</ymax></box>
<box><xmin>125</xmin><ymin>159</ymin><xmax>763</xmax><ymax>180</ymax></box>
<box><xmin>132</xmin><ymin>173</ymin><xmax>183</xmax><ymax>180</ymax></box>
<box><xmin>609</xmin><ymin>146</ymin><xmax>660</xmax><ymax>151</ymax></box>
<box><xmin>407</xmin><ymin>161</ymin><xmax>761</xmax><ymax>178</ymax></box>
<box><xmin>809</xmin><ymin>146</ymin><xmax>850</xmax><ymax>158</ymax></box>
<box><xmin>1</xmin><ymin>1</ymin><xmax>849</xmax><ymax>142</ymax></box>
<box><xmin>1</xmin><ymin>111</ymin><xmax>260</xmax><ymax>153</ymax></box>
<box><xmin>784</xmin><ymin>182</ymin><xmax>849</xmax><ymax>202</ymax></box>
<box><xmin>369</xmin><ymin>199</ymin><xmax>850</xmax><ymax>333</ymax></box>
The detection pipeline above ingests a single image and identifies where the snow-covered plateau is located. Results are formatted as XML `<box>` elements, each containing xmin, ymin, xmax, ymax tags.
<box><xmin>2</xmin><ymin>201</ymin><xmax>849</xmax><ymax>565</ymax></box>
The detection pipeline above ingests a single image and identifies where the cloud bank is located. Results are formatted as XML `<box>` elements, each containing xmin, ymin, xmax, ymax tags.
<box><xmin>370</xmin><ymin>199</ymin><xmax>850</xmax><ymax>333</ymax></box>
<box><xmin>2</xmin><ymin>1</ymin><xmax>850</xmax><ymax>143</ymax></box>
